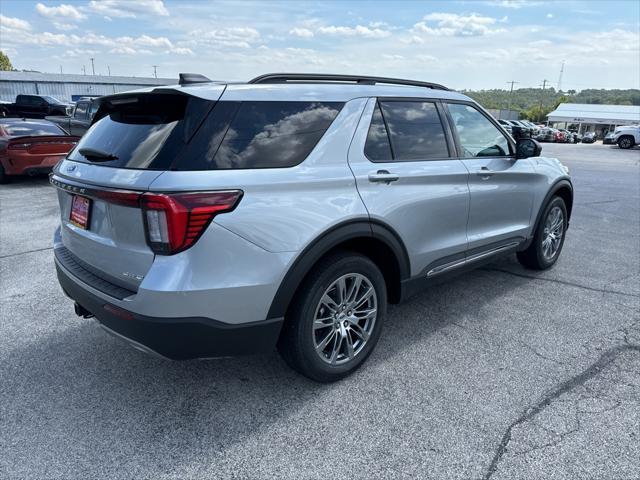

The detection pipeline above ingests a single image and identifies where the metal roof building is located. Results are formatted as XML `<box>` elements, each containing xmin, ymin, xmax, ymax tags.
<box><xmin>547</xmin><ymin>103</ymin><xmax>640</xmax><ymax>125</ymax></box>
<box><xmin>0</xmin><ymin>71</ymin><xmax>174</xmax><ymax>103</ymax></box>
<box><xmin>547</xmin><ymin>103</ymin><xmax>639</xmax><ymax>136</ymax></box>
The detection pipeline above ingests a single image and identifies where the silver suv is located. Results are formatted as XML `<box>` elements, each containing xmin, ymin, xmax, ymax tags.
<box><xmin>52</xmin><ymin>73</ymin><xmax>573</xmax><ymax>382</ymax></box>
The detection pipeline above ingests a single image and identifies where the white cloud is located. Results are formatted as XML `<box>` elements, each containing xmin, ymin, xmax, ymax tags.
<box><xmin>190</xmin><ymin>27</ymin><xmax>260</xmax><ymax>48</ymax></box>
<box><xmin>485</xmin><ymin>1</ymin><xmax>540</xmax><ymax>8</ymax></box>
<box><xmin>169</xmin><ymin>47</ymin><xmax>195</xmax><ymax>56</ymax></box>
<box><xmin>382</xmin><ymin>54</ymin><xmax>404</xmax><ymax>60</ymax></box>
<box><xmin>289</xmin><ymin>27</ymin><xmax>314</xmax><ymax>38</ymax></box>
<box><xmin>35</xmin><ymin>3</ymin><xmax>86</xmax><ymax>21</ymax></box>
<box><xmin>53</xmin><ymin>22</ymin><xmax>77</xmax><ymax>31</ymax></box>
<box><xmin>0</xmin><ymin>14</ymin><xmax>31</xmax><ymax>30</ymax></box>
<box><xmin>86</xmin><ymin>0</ymin><xmax>168</xmax><ymax>19</ymax></box>
<box><xmin>547</xmin><ymin>13</ymin><xmax>553</xmax><ymax>18</ymax></box>
<box><xmin>317</xmin><ymin>25</ymin><xmax>391</xmax><ymax>38</ymax></box>
<box><xmin>413</xmin><ymin>13</ymin><xmax>504</xmax><ymax>37</ymax></box>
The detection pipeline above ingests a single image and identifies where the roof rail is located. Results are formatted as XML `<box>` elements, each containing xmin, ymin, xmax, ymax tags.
<box><xmin>248</xmin><ymin>73</ymin><xmax>449</xmax><ymax>91</ymax></box>
<box><xmin>179</xmin><ymin>73</ymin><xmax>212</xmax><ymax>85</ymax></box>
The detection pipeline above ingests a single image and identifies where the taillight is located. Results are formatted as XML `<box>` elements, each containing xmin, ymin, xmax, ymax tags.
<box><xmin>140</xmin><ymin>191</ymin><xmax>243</xmax><ymax>255</ymax></box>
<box><xmin>8</xmin><ymin>142</ymin><xmax>32</xmax><ymax>150</ymax></box>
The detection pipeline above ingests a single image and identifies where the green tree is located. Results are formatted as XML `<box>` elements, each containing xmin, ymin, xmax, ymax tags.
<box><xmin>0</xmin><ymin>51</ymin><xmax>13</xmax><ymax>71</ymax></box>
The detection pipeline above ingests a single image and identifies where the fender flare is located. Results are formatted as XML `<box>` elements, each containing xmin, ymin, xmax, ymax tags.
<box><xmin>266</xmin><ymin>219</ymin><xmax>410</xmax><ymax>319</ymax></box>
<box><xmin>527</xmin><ymin>178</ymin><xmax>573</xmax><ymax>245</ymax></box>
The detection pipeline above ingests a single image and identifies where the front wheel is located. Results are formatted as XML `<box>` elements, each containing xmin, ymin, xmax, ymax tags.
<box><xmin>517</xmin><ymin>196</ymin><xmax>568</xmax><ymax>270</ymax></box>
<box><xmin>0</xmin><ymin>163</ymin><xmax>8</xmax><ymax>184</ymax></box>
<box><xmin>618</xmin><ymin>136</ymin><xmax>634</xmax><ymax>149</ymax></box>
<box><xmin>277</xmin><ymin>251</ymin><xmax>386</xmax><ymax>382</ymax></box>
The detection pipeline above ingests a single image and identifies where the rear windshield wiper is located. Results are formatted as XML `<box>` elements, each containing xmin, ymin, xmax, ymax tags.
<box><xmin>78</xmin><ymin>147</ymin><xmax>118</xmax><ymax>162</ymax></box>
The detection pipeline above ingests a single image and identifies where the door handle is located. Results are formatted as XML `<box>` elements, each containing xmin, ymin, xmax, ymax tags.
<box><xmin>476</xmin><ymin>166</ymin><xmax>494</xmax><ymax>180</ymax></box>
<box><xmin>368</xmin><ymin>170</ymin><xmax>400</xmax><ymax>184</ymax></box>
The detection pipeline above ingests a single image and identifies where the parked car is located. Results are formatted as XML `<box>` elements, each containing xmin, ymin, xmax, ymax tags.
<box><xmin>51</xmin><ymin>73</ymin><xmax>573</xmax><ymax>382</ymax></box>
<box><xmin>0</xmin><ymin>94</ymin><xmax>72</xmax><ymax>119</ymax></box>
<box><xmin>520</xmin><ymin>120</ymin><xmax>540</xmax><ymax>136</ymax></box>
<box><xmin>536</xmin><ymin>127</ymin><xmax>556</xmax><ymax>142</ymax></box>
<box><xmin>554</xmin><ymin>129</ymin><xmax>567</xmax><ymax>142</ymax></box>
<box><xmin>497</xmin><ymin>119</ymin><xmax>513</xmax><ymax>134</ymax></box>
<box><xmin>603</xmin><ymin>132</ymin><xmax>616</xmax><ymax>144</ymax></box>
<box><xmin>46</xmin><ymin>97</ymin><xmax>99</xmax><ymax>136</ymax></box>
<box><xmin>507</xmin><ymin>120</ymin><xmax>532</xmax><ymax>139</ymax></box>
<box><xmin>559</xmin><ymin>129</ymin><xmax>578</xmax><ymax>143</ymax></box>
<box><xmin>611</xmin><ymin>125</ymin><xmax>640</xmax><ymax>149</ymax></box>
<box><xmin>0</xmin><ymin>118</ymin><xmax>79</xmax><ymax>183</ymax></box>
<box><xmin>582</xmin><ymin>132</ymin><xmax>597</xmax><ymax>143</ymax></box>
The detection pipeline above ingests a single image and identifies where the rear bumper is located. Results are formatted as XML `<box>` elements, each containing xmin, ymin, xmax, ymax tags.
<box><xmin>3</xmin><ymin>154</ymin><xmax>63</xmax><ymax>175</ymax></box>
<box><xmin>55</xmin><ymin>261</ymin><xmax>284</xmax><ymax>360</ymax></box>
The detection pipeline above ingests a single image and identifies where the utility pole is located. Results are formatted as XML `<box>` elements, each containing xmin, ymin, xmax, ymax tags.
<box><xmin>59</xmin><ymin>65</ymin><xmax>63</xmax><ymax>74</ymax></box>
<box><xmin>90</xmin><ymin>57</ymin><xmax>95</xmax><ymax>75</ymax></box>
<box><xmin>82</xmin><ymin>65</ymin><xmax>86</xmax><ymax>75</ymax></box>
<box><xmin>506</xmin><ymin>80</ymin><xmax>519</xmax><ymax>117</ymax></box>
<box><xmin>539</xmin><ymin>79</ymin><xmax>549</xmax><ymax>123</ymax></box>
<box><xmin>152</xmin><ymin>65</ymin><xmax>158</xmax><ymax>78</ymax></box>
<box><xmin>107</xmin><ymin>65</ymin><xmax>111</xmax><ymax>76</ymax></box>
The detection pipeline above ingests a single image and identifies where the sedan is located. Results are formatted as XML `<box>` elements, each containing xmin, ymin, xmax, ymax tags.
<box><xmin>582</xmin><ymin>132</ymin><xmax>597</xmax><ymax>144</ymax></box>
<box><xmin>0</xmin><ymin>119</ymin><xmax>79</xmax><ymax>183</ymax></box>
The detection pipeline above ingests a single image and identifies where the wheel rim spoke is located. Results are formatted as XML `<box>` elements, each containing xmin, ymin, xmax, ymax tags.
<box><xmin>312</xmin><ymin>273</ymin><xmax>377</xmax><ymax>365</ymax></box>
<box><xmin>542</xmin><ymin>206</ymin><xmax>564</xmax><ymax>260</ymax></box>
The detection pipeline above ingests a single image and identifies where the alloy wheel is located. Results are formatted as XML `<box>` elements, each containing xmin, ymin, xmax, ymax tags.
<box><xmin>542</xmin><ymin>206</ymin><xmax>564</xmax><ymax>261</ymax></box>
<box><xmin>312</xmin><ymin>273</ymin><xmax>377</xmax><ymax>365</ymax></box>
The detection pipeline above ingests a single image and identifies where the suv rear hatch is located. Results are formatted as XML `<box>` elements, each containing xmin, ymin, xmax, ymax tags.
<box><xmin>52</xmin><ymin>85</ymin><xmax>226</xmax><ymax>292</ymax></box>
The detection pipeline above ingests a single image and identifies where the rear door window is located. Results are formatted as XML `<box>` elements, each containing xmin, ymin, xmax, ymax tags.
<box><xmin>364</xmin><ymin>100</ymin><xmax>450</xmax><ymax>162</ymax></box>
<box><xmin>69</xmin><ymin>96</ymin><xmax>343</xmax><ymax>170</ymax></box>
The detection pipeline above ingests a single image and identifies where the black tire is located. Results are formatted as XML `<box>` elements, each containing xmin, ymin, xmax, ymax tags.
<box><xmin>618</xmin><ymin>136</ymin><xmax>634</xmax><ymax>149</ymax></box>
<box><xmin>277</xmin><ymin>251</ymin><xmax>387</xmax><ymax>382</ymax></box>
<box><xmin>0</xmin><ymin>163</ymin><xmax>8</xmax><ymax>184</ymax></box>
<box><xmin>517</xmin><ymin>196</ymin><xmax>568</xmax><ymax>270</ymax></box>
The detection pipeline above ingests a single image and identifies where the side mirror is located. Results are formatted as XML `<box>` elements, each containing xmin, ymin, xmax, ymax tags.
<box><xmin>516</xmin><ymin>138</ymin><xmax>542</xmax><ymax>159</ymax></box>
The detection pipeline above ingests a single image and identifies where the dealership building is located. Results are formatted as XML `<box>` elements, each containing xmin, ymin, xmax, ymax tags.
<box><xmin>0</xmin><ymin>71</ymin><xmax>174</xmax><ymax>103</ymax></box>
<box><xmin>547</xmin><ymin>103</ymin><xmax>640</xmax><ymax>137</ymax></box>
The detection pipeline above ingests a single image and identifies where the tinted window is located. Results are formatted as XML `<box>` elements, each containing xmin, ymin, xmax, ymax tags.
<box><xmin>3</xmin><ymin>121</ymin><xmax>66</xmax><ymax>136</ymax></box>
<box><xmin>364</xmin><ymin>102</ymin><xmax>392</xmax><ymax>161</ymax></box>
<box><xmin>447</xmin><ymin>103</ymin><xmax>511</xmax><ymax>157</ymax></box>
<box><xmin>379</xmin><ymin>101</ymin><xmax>449</xmax><ymax>160</ymax></box>
<box><xmin>74</xmin><ymin>103</ymin><xmax>88</xmax><ymax>119</ymax></box>
<box><xmin>69</xmin><ymin>96</ymin><xmax>342</xmax><ymax>170</ymax></box>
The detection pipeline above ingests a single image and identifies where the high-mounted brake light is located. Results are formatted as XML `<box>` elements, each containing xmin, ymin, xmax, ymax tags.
<box><xmin>140</xmin><ymin>191</ymin><xmax>243</xmax><ymax>255</ymax></box>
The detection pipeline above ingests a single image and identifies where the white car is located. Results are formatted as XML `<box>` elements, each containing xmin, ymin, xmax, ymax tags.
<box><xmin>611</xmin><ymin>125</ymin><xmax>640</xmax><ymax>149</ymax></box>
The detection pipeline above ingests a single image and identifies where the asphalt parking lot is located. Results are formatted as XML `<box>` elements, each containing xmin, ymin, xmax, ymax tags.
<box><xmin>1</xmin><ymin>142</ymin><xmax>638</xmax><ymax>479</ymax></box>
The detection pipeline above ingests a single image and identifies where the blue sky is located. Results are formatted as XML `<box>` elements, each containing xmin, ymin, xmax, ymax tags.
<box><xmin>1</xmin><ymin>0</ymin><xmax>638</xmax><ymax>90</ymax></box>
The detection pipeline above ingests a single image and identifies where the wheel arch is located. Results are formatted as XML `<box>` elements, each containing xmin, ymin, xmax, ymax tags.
<box><xmin>534</xmin><ymin>179</ymin><xmax>574</xmax><ymax>233</ymax></box>
<box><xmin>266</xmin><ymin>219</ymin><xmax>411</xmax><ymax>319</ymax></box>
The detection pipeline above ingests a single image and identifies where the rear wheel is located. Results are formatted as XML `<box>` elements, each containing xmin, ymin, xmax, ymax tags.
<box><xmin>517</xmin><ymin>196</ymin><xmax>567</xmax><ymax>270</ymax></box>
<box><xmin>618</xmin><ymin>136</ymin><xmax>634</xmax><ymax>149</ymax></box>
<box><xmin>278</xmin><ymin>251</ymin><xmax>386</xmax><ymax>382</ymax></box>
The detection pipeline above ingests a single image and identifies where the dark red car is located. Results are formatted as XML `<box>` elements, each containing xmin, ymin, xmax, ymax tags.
<box><xmin>0</xmin><ymin>118</ymin><xmax>79</xmax><ymax>183</ymax></box>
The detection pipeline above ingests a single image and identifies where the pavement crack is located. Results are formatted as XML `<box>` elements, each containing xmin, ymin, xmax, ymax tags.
<box><xmin>482</xmin><ymin>343</ymin><xmax>640</xmax><ymax>480</ymax></box>
<box><xmin>482</xmin><ymin>268</ymin><xmax>639</xmax><ymax>299</ymax></box>
<box><xmin>0</xmin><ymin>246</ymin><xmax>53</xmax><ymax>259</ymax></box>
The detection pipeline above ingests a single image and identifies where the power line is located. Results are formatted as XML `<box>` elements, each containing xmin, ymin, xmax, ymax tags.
<box><xmin>90</xmin><ymin>57</ymin><xmax>95</xmax><ymax>76</ymax></box>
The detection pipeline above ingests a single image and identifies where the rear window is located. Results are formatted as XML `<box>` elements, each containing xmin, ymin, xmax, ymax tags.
<box><xmin>364</xmin><ymin>100</ymin><xmax>450</xmax><ymax>162</ymax></box>
<box><xmin>3</xmin><ymin>122</ymin><xmax>66</xmax><ymax>137</ymax></box>
<box><xmin>69</xmin><ymin>95</ymin><xmax>343</xmax><ymax>170</ymax></box>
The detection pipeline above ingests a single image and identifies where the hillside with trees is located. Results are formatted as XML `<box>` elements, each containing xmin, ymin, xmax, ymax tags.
<box><xmin>462</xmin><ymin>88</ymin><xmax>640</xmax><ymax>121</ymax></box>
